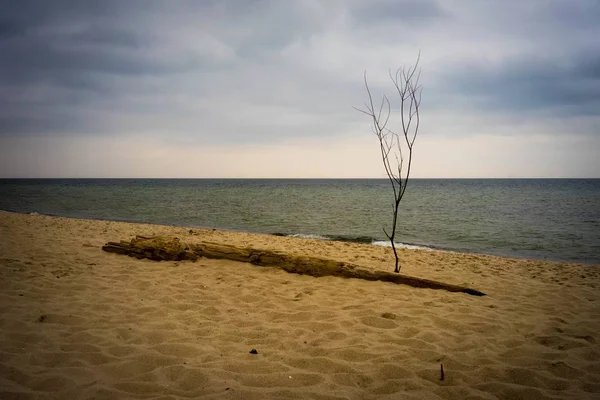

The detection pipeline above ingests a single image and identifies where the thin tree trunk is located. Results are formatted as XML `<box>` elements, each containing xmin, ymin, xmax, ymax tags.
<box><xmin>354</xmin><ymin>55</ymin><xmax>422</xmax><ymax>273</ymax></box>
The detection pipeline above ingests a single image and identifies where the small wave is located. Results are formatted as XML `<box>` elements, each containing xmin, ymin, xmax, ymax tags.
<box><xmin>327</xmin><ymin>235</ymin><xmax>377</xmax><ymax>244</ymax></box>
<box><xmin>274</xmin><ymin>233</ymin><xmax>377</xmax><ymax>244</ymax></box>
<box><xmin>273</xmin><ymin>232</ymin><xmax>437</xmax><ymax>251</ymax></box>
<box><xmin>372</xmin><ymin>240</ymin><xmax>434</xmax><ymax>251</ymax></box>
<box><xmin>29</xmin><ymin>211</ymin><xmax>40</xmax><ymax>215</ymax></box>
<box><xmin>288</xmin><ymin>233</ymin><xmax>331</xmax><ymax>241</ymax></box>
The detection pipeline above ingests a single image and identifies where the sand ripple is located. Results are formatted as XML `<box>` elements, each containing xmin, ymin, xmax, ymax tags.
<box><xmin>1</xmin><ymin>211</ymin><xmax>599</xmax><ymax>399</ymax></box>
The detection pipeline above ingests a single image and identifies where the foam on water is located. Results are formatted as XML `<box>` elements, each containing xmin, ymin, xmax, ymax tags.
<box><xmin>371</xmin><ymin>240</ymin><xmax>435</xmax><ymax>251</ymax></box>
<box><xmin>288</xmin><ymin>233</ymin><xmax>331</xmax><ymax>241</ymax></box>
<box><xmin>287</xmin><ymin>233</ymin><xmax>437</xmax><ymax>252</ymax></box>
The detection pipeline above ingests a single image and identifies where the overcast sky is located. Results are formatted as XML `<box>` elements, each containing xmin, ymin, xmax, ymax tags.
<box><xmin>1</xmin><ymin>0</ymin><xmax>599</xmax><ymax>178</ymax></box>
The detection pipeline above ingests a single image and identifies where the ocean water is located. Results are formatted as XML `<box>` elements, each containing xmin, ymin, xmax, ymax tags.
<box><xmin>0</xmin><ymin>179</ymin><xmax>599</xmax><ymax>264</ymax></box>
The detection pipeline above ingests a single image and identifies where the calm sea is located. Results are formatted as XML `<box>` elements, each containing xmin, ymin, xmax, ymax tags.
<box><xmin>1</xmin><ymin>179</ymin><xmax>598</xmax><ymax>264</ymax></box>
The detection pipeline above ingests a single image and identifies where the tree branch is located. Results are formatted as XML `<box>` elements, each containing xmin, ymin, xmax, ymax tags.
<box><xmin>354</xmin><ymin>54</ymin><xmax>422</xmax><ymax>273</ymax></box>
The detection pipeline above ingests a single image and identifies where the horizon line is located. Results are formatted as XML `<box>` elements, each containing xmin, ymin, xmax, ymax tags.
<box><xmin>2</xmin><ymin>177</ymin><xmax>599</xmax><ymax>180</ymax></box>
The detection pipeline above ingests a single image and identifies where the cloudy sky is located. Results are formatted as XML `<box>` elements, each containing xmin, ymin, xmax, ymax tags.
<box><xmin>1</xmin><ymin>0</ymin><xmax>598</xmax><ymax>178</ymax></box>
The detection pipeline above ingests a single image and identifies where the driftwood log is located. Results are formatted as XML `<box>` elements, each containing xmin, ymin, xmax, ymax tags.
<box><xmin>102</xmin><ymin>236</ymin><xmax>486</xmax><ymax>296</ymax></box>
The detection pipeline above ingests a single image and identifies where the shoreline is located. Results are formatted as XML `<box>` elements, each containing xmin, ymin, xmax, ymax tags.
<box><xmin>3</xmin><ymin>209</ymin><xmax>595</xmax><ymax>266</ymax></box>
<box><xmin>1</xmin><ymin>210</ymin><xmax>599</xmax><ymax>399</ymax></box>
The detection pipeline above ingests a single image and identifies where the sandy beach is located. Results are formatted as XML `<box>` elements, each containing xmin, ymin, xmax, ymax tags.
<box><xmin>0</xmin><ymin>210</ymin><xmax>599</xmax><ymax>399</ymax></box>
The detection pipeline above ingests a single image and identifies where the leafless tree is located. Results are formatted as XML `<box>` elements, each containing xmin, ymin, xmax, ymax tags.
<box><xmin>354</xmin><ymin>55</ymin><xmax>422</xmax><ymax>273</ymax></box>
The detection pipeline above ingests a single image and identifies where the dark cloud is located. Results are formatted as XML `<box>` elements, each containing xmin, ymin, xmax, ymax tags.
<box><xmin>0</xmin><ymin>1</ymin><xmax>179</xmax><ymax>84</ymax></box>
<box><xmin>0</xmin><ymin>0</ymin><xmax>598</xmax><ymax>142</ymax></box>
<box><xmin>441</xmin><ymin>50</ymin><xmax>600</xmax><ymax>116</ymax></box>
<box><xmin>0</xmin><ymin>19</ymin><xmax>28</xmax><ymax>39</ymax></box>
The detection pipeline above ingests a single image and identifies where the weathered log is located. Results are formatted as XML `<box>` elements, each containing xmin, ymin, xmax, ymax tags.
<box><xmin>102</xmin><ymin>236</ymin><xmax>198</xmax><ymax>261</ymax></box>
<box><xmin>102</xmin><ymin>236</ymin><xmax>486</xmax><ymax>296</ymax></box>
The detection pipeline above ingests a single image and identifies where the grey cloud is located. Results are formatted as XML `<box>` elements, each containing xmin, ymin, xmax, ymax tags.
<box><xmin>0</xmin><ymin>19</ymin><xmax>28</xmax><ymax>39</ymax></box>
<box><xmin>0</xmin><ymin>0</ymin><xmax>361</xmax><ymax>141</ymax></box>
<box><xmin>351</xmin><ymin>0</ymin><xmax>448</xmax><ymax>24</ymax></box>
<box><xmin>440</xmin><ymin>50</ymin><xmax>600</xmax><ymax>116</ymax></box>
<box><xmin>0</xmin><ymin>0</ymin><xmax>599</xmax><ymax>144</ymax></box>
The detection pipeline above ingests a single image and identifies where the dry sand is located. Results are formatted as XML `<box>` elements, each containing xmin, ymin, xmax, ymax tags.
<box><xmin>0</xmin><ymin>210</ymin><xmax>599</xmax><ymax>399</ymax></box>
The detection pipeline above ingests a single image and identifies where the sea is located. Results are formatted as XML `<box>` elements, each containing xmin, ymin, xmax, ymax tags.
<box><xmin>1</xmin><ymin>179</ymin><xmax>599</xmax><ymax>265</ymax></box>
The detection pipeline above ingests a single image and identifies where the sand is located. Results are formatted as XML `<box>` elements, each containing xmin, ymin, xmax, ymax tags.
<box><xmin>0</xmin><ymin>211</ymin><xmax>599</xmax><ymax>399</ymax></box>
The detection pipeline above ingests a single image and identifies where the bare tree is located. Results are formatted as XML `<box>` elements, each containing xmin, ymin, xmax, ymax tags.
<box><xmin>354</xmin><ymin>56</ymin><xmax>422</xmax><ymax>273</ymax></box>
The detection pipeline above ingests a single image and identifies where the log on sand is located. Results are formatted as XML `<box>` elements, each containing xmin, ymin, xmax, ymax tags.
<box><xmin>102</xmin><ymin>236</ymin><xmax>486</xmax><ymax>296</ymax></box>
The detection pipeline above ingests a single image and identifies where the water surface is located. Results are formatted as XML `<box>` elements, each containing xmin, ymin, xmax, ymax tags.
<box><xmin>1</xmin><ymin>179</ymin><xmax>598</xmax><ymax>264</ymax></box>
